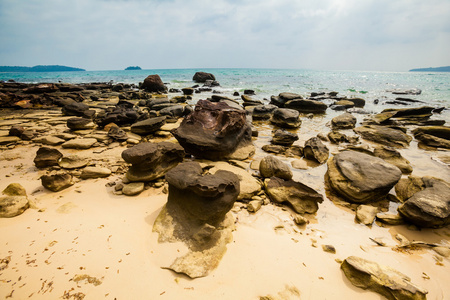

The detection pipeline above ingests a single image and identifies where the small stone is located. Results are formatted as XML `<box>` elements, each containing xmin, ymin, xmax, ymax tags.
<box><xmin>122</xmin><ymin>182</ymin><xmax>145</xmax><ymax>196</ymax></box>
<box><xmin>293</xmin><ymin>215</ymin><xmax>308</xmax><ymax>225</ymax></box>
<box><xmin>322</xmin><ymin>245</ymin><xmax>336</xmax><ymax>254</ymax></box>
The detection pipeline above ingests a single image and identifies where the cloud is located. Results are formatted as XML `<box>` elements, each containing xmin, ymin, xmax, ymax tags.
<box><xmin>0</xmin><ymin>0</ymin><xmax>449</xmax><ymax>71</ymax></box>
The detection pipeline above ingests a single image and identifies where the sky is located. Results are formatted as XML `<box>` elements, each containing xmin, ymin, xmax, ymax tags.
<box><xmin>0</xmin><ymin>0</ymin><xmax>449</xmax><ymax>71</ymax></box>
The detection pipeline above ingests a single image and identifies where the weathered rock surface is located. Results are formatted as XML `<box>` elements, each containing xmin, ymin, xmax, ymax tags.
<box><xmin>327</xmin><ymin>151</ymin><xmax>402</xmax><ymax>203</ymax></box>
<box><xmin>395</xmin><ymin>176</ymin><xmax>425</xmax><ymax>202</ymax></box>
<box><xmin>141</xmin><ymin>74</ymin><xmax>167</xmax><ymax>93</ymax></box>
<box><xmin>398</xmin><ymin>177</ymin><xmax>450</xmax><ymax>227</ymax></box>
<box><xmin>285</xmin><ymin>99</ymin><xmax>327</xmax><ymax>113</ymax></box>
<box><xmin>33</xmin><ymin>135</ymin><xmax>65</xmax><ymax>146</ymax></box>
<box><xmin>259</xmin><ymin>156</ymin><xmax>293</xmax><ymax>180</ymax></box>
<box><xmin>373</xmin><ymin>146</ymin><xmax>412</xmax><ymax>174</ymax></box>
<box><xmin>341</xmin><ymin>256</ymin><xmax>427</xmax><ymax>300</ymax></box>
<box><xmin>331</xmin><ymin>113</ymin><xmax>357</xmax><ymax>129</ymax></box>
<box><xmin>122</xmin><ymin>142</ymin><xmax>185</xmax><ymax>182</ymax></box>
<box><xmin>61</xmin><ymin>102</ymin><xmax>91</xmax><ymax>117</ymax></box>
<box><xmin>303</xmin><ymin>137</ymin><xmax>329</xmax><ymax>164</ymax></box>
<box><xmin>171</xmin><ymin>100</ymin><xmax>253</xmax><ymax>160</ymax></box>
<box><xmin>412</xmin><ymin>126</ymin><xmax>450</xmax><ymax>149</ymax></box>
<box><xmin>130</xmin><ymin>116</ymin><xmax>167</xmax><ymax>136</ymax></box>
<box><xmin>34</xmin><ymin>147</ymin><xmax>63</xmax><ymax>168</ymax></box>
<box><xmin>153</xmin><ymin>161</ymin><xmax>239</xmax><ymax>278</ymax></box>
<box><xmin>80</xmin><ymin>167</ymin><xmax>111</xmax><ymax>179</ymax></box>
<box><xmin>41</xmin><ymin>173</ymin><xmax>74</xmax><ymax>192</ymax></box>
<box><xmin>58</xmin><ymin>155</ymin><xmax>90</xmax><ymax>169</ymax></box>
<box><xmin>122</xmin><ymin>182</ymin><xmax>145</xmax><ymax>196</ymax></box>
<box><xmin>265</xmin><ymin>177</ymin><xmax>323</xmax><ymax>214</ymax></box>
<box><xmin>61</xmin><ymin>138</ymin><xmax>98</xmax><ymax>149</ymax></box>
<box><xmin>0</xmin><ymin>183</ymin><xmax>29</xmax><ymax>218</ymax></box>
<box><xmin>252</xmin><ymin>105</ymin><xmax>277</xmax><ymax>120</ymax></box>
<box><xmin>356</xmin><ymin>205</ymin><xmax>379</xmax><ymax>225</ymax></box>
<box><xmin>270</xmin><ymin>108</ymin><xmax>301</xmax><ymax>128</ymax></box>
<box><xmin>67</xmin><ymin>117</ymin><xmax>96</xmax><ymax>130</ymax></box>
<box><xmin>193</xmin><ymin>72</ymin><xmax>216</xmax><ymax>83</ymax></box>
<box><xmin>271</xmin><ymin>129</ymin><xmax>299</xmax><ymax>146</ymax></box>
<box><xmin>354</xmin><ymin>125</ymin><xmax>412</xmax><ymax>148</ymax></box>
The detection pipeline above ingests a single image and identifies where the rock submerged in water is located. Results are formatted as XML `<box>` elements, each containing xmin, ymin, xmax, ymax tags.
<box><xmin>171</xmin><ymin>100</ymin><xmax>254</xmax><ymax>160</ymax></box>
<box><xmin>341</xmin><ymin>256</ymin><xmax>427</xmax><ymax>300</ymax></box>
<box><xmin>327</xmin><ymin>151</ymin><xmax>402</xmax><ymax>203</ymax></box>
<box><xmin>153</xmin><ymin>162</ymin><xmax>239</xmax><ymax>278</ymax></box>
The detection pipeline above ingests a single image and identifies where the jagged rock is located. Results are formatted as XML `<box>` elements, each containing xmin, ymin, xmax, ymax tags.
<box><xmin>141</xmin><ymin>74</ymin><xmax>167</xmax><ymax>93</ymax></box>
<box><xmin>412</xmin><ymin>126</ymin><xmax>450</xmax><ymax>149</ymax></box>
<box><xmin>41</xmin><ymin>173</ymin><xmax>74</xmax><ymax>192</ymax></box>
<box><xmin>259</xmin><ymin>156</ymin><xmax>293</xmax><ymax>180</ymax></box>
<box><xmin>270</xmin><ymin>108</ymin><xmax>301</xmax><ymax>128</ymax></box>
<box><xmin>303</xmin><ymin>137</ymin><xmax>329</xmax><ymax>164</ymax></box>
<box><xmin>265</xmin><ymin>177</ymin><xmax>323</xmax><ymax>214</ymax></box>
<box><xmin>327</xmin><ymin>151</ymin><xmax>402</xmax><ymax>203</ymax></box>
<box><xmin>0</xmin><ymin>183</ymin><xmax>29</xmax><ymax>218</ymax></box>
<box><xmin>67</xmin><ymin>117</ymin><xmax>96</xmax><ymax>130</ymax></box>
<box><xmin>356</xmin><ymin>205</ymin><xmax>379</xmax><ymax>225</ymax></box>
<box><xmin>122</xmin><ymin>182</ymin><xmax>145</xmax><ymax>196</ymax></box>
<box><xmin>34</xmin><ymin>147</ymin><xmax>63</xmax><ymax>168</ymax></box>
<box><xmin>61</xmin><ymin>138</ymin><xmax>98</xmax><ymax>149</ymax></box>
<box><xmin>331</xmin><ymin>113</ymin><xmax>357</xmax><ymax>129</ymax></box>
<box><xmin>153</xmin><ymin>161</ymin><xmax>238</xmax><ymax>278</ymax></box>
<box><xmin>341</xmin><ymin>256</ymin><xmax>427</xmax><ymax>300</ymax></box>
<box><xmin>80</xmin><ymin>167</ymin><xmax>111</xmax><ymax>179</ymax></box>
<box><xmin>130</xmin><ymin>116</ymin><xmax>166</xmax><ymax>136</ymax></box>
<box><xmin>373</xmin><ymin>146</ymin><xmax>412</xmax><ymax>174</ymax></box>
<box><xmin>193</xmin><ymin>72</ymin><xmax>216</xmax><ymax>83</ymax></box>
<box><xmin>122</xmin><ymin>142</ymin><xmax>185</xmax><ymax>182</ymax></box>
<box><xmin>354</xmin><ymin>125</ymin><xmax>412</xmax><ymax>148</ymax></box>
<box><xmin>252</xmin><ymin>105</ymin><xmax>277</xmax><ymax>120</ymax></box>
<box><xmin>285</xmin><ymin>99</ymin><xmax>327</xmax><ymax>113</ymax></box>
<box><xmin>58</xmin><ymin>155</ymin><xmax>90</xmax><ymax>169</ymax></box>
<box><xmin>171</xmin><ymin>100</ymin><xmax>253</xmax><ymax>160</ymax></box>
<box><xmin>398</xmin><ymin>177</ymin><xmax>450</xmax><ymax>227</ymax></box>
<box><xmin>395</xmin><ymin>176</ymin><xmax>425</xmax><ymax>202</ymax></box>
<box><xmin>271</xmin><ymin>129</ymin><xmax>298</xmax><ymax>146</ymax></box>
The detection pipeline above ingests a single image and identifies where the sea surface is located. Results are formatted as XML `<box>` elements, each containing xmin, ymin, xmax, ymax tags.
<box><xmin>1</xmin><ymin>68</ymin><xmax>449</xmax><ymax>121</ymax></box>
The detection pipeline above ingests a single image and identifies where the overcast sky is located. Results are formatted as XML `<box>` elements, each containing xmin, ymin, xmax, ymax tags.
<box><xmin>0</xmin><ymin>0</ymin><xmax>449</xmax><ymax>71</ymax></box>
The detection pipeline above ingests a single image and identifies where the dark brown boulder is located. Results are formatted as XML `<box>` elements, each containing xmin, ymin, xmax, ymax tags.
<box><xmin>141</xmin><ymin>74</ymin><xmax>167</xmax><ymax>93</ymax></box>
<box><xmin>193</xmin><ymin>72</ymin><xmax>216</xmax><ymax>83</ymax></box>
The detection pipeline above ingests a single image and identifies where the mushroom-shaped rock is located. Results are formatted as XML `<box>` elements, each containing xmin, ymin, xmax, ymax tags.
<box><xmin>327</xmin><ymin>151</ymin><xmax>402</xmax><ymax>203</ymax></box>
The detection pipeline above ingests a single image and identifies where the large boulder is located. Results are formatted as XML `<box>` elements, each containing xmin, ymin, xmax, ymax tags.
<box><xmin>193</xmin><ymin>72</ymin><xmax>216</xmax><ymax>83</ymax></box>
<box><xmin>303</xmin><ymin>137</ymin><xmax>329</xmax><ymax>164</ymax></box>
<box><xmin>171</xmin><ymin>100</ymin><xmax>253</xmax><ymax>160</ymax></box>
<box><xmin>141</xmin><ymin>74</ymin><xmax>167</xmax><ymax>93</ymax></box>
<box><xmin>341</xmin><ymin>256</ymin><xmax>427</xmax><ymax>300</ymax></box>
<box><xmin>270</xmin><ymin>108</ymin><xmax>301</xmax><ymax>128</ymax></box>
<box><xmin>412</xmin><ymin>126</ymin><xmax>450</xmax><ymax>149</ymax></box>
<box><xmin>354</xmin><ymin>125</ymin><xmax>412</xmax><ymax>148</ymax></box>
<box><xmin>122</xmin><ymin>142</ymin><xmax>185</xmax><ymax>182</ymax></box>
<box><xmin>0</xmin><ymin>183</ymin><xmax>29</xmax><ymax>218</ymax></box>
<box><xmin>130</xmin><ymin>116</ymin><xmax>166</xmax><ymax>136</ymax></box>
<box><xmin>285</xmin><ymin>99</ymin><xmax>327</xmax><ymax>113</ymax></box>
<box><xmin>259</xmin><ymin>156</ymin><xmax>293</xmax><ymax>180</ymax></box>
<box><xmin>327</xmin><ymin>151</ymin><xmax>402</xmax><ymax>203</ymax></box>
<box><xmin>331</xmin><ymin>113</ymin><xmax>357</xmax><ymax>129</ymax></box>
<box><xmin>34</xmin><ymin>147</ymin><xmax>63</xmax><ymax>168</ymax></box>
<box><xmin>265</xmin><ymin>177</ymin><xmax>323</xmax><ymax>214</ymax></box>
<box><xmin>398</xmin><ymin>177</ymin><xmax>450</xmax><ymax>228</ymax></box>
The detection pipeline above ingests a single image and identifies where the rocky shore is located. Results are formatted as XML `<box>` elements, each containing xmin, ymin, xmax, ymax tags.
<box><xmin>0</xmin><ymin>72</ymin><xmax>449</xmax><ymax>299</ymax></box>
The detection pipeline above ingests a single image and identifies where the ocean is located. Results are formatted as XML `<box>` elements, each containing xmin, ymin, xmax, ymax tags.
<box><xmin>1</xmin><ymin>68</ymin><xmax>449</xmax><ymax>121</ymax></box>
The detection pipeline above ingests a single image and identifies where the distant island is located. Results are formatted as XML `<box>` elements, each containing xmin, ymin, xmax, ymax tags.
<box><xmin>0</xmin><ymin>65</ymin><xmax>85</xmax><ymax>72</ymax></box>
<box><xmin>125</xmin><ymin>66</ymin><xmax>142</xmax><ymax>70</ymax></box>
<box><xmin>409</xmin><ymin>66</ymin><xmax>450</xmax><ymax>72</ymax></box>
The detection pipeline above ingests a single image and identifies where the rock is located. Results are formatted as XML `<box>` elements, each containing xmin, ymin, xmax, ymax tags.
<box><xmin>0</xmin><ymin>183</ymin><xmax>28</xmax><ymax>218</ymax></box>
<box><xmin>61</xmin><ymin>102</ymin><xmax>91</xmax><ymax>117</ymax></box>
<box><xmin>34</xmin><ymin>147</ymin><xmax>63</xmax><ymax>168</ymax></box>
<box><xmin>159</xmin><ymin>105</ymin><xmax>184</xmax><ymax>118</ymax></box>
<box><xmin>303</xmin><ymin>137</ymin><xmax>329</xmax><ymax>164</ymax></box>
<box><xmin>269</xmin><ymin>95</ymin><xmax>287</xmax><ymax>108</ymax></box>
<box><xmin>354</xmin><ymin>125</ymin><xmax>412</xmax><ymax>148</ymax></box>
<box><xmin>341</xmin><ymin>256</ymin><xmax>427</xmax><ymax>300</ymax></box>
<box><xmin>252</xmin><ymin>105</ymin><xmax>277</xmax><ymax>120</ymax></box>
<box><xmin>61</xmin><ymin>138</ymin><xmax>98</xmax><ymax>149</ymax></box>
<box><xmin>122</xmin><ymin>182</ymin><xmax>145</xmax><ymax>196</ymax></box>
<box><xmin>376</xmin><ymin>213</ymin><xmax>405</xmax><ymax>225</ymax></box>
<box><xmin>9</xmin><ymin>125</ymin><xmax>24</xmax><ymax>137</ymax></box>
<box><xmin>373</xmin><ymin>146</ymin><xmax>412</xmax><ymax>174</ymax></box>
<box><xmin>0</xmin><ymin>136</ymin><xmax>20</xmax><ymax>145</ymax></box>
<box><xmin>58</xmin><ymin>155</ymin><xmax>90</xmax><ymax>169</ymax></box>
<box><xmin>333</xmin><ymin>100</ymin><xmax>355</xmax><ymax>108</ymax></box>
<box><xmin>130</xmin><ymin>116</ymin><xmax>166</xmax><ymax>136</ymax></box>
<box><xmin>327</xmin><ymin>151</ymin><xmax>402</xmax><ymax>203</ymax></box>
<box><xmin>271</xmin><ymin>129</ymin><xmax>298</xmax><ymax>146</ymax></box>
<box><xmin>41</xmin><ymin>173</ymin><xmax>74</xmax><ymax>192</ymax></box>
<box><xmin>398</xmin><ymin>177</ymin><xmax>450</xmax><ymax>228</ymax></box>
<box><xmin>331</xmin><ymin>113</ymin><xmax>357</xmax><ymax>129</ymax></box>
<box><xmin>181</xmin><ymin>87</ymin><xmax>194</xmax><ymax>95</ymax></box>
<box><xmin>345</xmin><ymin>98</ymin><xmax>365</xmax><ymax>107</ymax></box>
<box><xmin>279</xmin><ymin>92</ymin><xmax>302</xmax><ymax>101</ymax></box>
<box><xmin>293</xmin><ymin>214</ymin><xmax>309</xmax><ymax>225</ymax></box>
<box><xmin>265</xmin><ymin>177</ymin><xmax>323</xmax><ymax>214</ymax></box>
<box><xmin>20</xmin><ymin>130</ymin><xmax>35</xmax><ymax>140</ymax></box>
<box><xmin>209</xmin><ymin>162</ymin><xmax>262</xmax><ymax>200</ymax></box>
<box><xmin>285</xmin><ymin>99</ymin><xmax>327</xmax><ymax>113</ymax></box>
<box><xmin>171</xmin><ymin>100</ymin><xmax>253</xmax><ymax>160</ymax></box>
<box><xmin>122</xmin><ymin>142</ymin><xmax>185</xmax><ymax>182</ymax></box>
<box><xmin>247</xmin><ymin>200</ymin><xmax>262</xmax><ymax>213</ymax></box>
<box><xmin>270</xmin><ymin>108</ymin><xmax>301</xmax><ymax>128</ymax></box>
<box><xmin>382</xmin><ymin>106</ymin><xmax>434</xmax><ymax>118</ymax></box>
<box><xmin>327</xmin><ymin>131</ymin><xmax>352</xmax><ymax>144</ymax></box>
<box><xmin>395</xmin><ymin>176</ymin><xmax>425</xmax><ymax>202</ymax></box>
<box><xmin>193</xmin><ymin>72</ymin><xmax>216</xmax><ymax>83</ymax></box>
<box><xmin>412</xmin><ymin>126</ymin><xmax>450</xmax><ymax>149</ymax></box>
<box><xmin>356</xmin><ymin>205</ymin><xmax>379</xmax><ymax>225</ymax></box>
<box><xmin>389</xmin><ymin>88</ymin><xmax>422</xmax><ymax>95</ymax></box>
<box><xmin>80</xmin><ymin>166</ymin><xmax>111</xmax><ymax>179</ymax></box>
<box><xmin>322</xmin><ymin>245</ymin><xmax>336</xmax><ymax>254</ymax></box>
<box><xmin>33</xmin><ymin>136</ymin><xmax>65</xmax><ymax>146</ymax></box>
<box><xmin>262</xmin><ymin>144</ymin><xmax>286</xmax><ymax>154</ymax></box>
<box><xmin>2</xmin><ymin>183</ymin><xmax>27</xmax><ymax>196</ymax></box>
<box><xmin>107</xmin><ymin>126</ymin><xmax>128</xmax><ymax>141</ymax></box>
<box><xmin>291</xmin><ymin>159</ymin><xmax>309</xmax><ymax>170</ymax></box>
<box><xmin>67</xmin><ymin>117</ymin><xmax>96</xmax><ymax>130</ymax></box>
<box><xmin>141</xmin><ymin>74</ymin><xmax>167</xmax><ymax>93</ymax></box>
<box><xmin>259</xmin><ymin>156</ymin><xmax>293</xmax><ymax>180</ymax></box>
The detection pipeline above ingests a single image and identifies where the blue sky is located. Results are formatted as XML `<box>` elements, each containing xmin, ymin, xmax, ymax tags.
<box><xmin>0</xmin><ymin>0</ymin><xmax>449</xmax><ymax>71</ymax></box>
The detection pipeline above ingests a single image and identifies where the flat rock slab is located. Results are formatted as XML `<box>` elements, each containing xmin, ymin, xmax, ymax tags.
<box><xmin>62</xmin><ymin>138</ymin><xmax>98</xmax><ymax>149</ymax></box>
<box><xmin>58</xmin><ymin>155</ymin><xmax>90</xmax><ymax>169</ymax></box>
<box><xmin>123</xmin><ymin>182</ymin><xmax>145</xmax><ymax>196</ymax></box>
<box><xmin>354</xmin><ymin>125</ymin><xmax>412</xmax><ymax>148</ymax></box>
<box><xmin>80</xmin><ymin>167</ymin><xmax>111</xmax><ymax>179</ymax></box>
<box><xmin>341</xmin><ymin>256</ymin><xmax>427</xmax><ymax>300</ymax></box>
<box><xmin>33</xmin><ymin>136</ymin><xmax>66</xmax><ymax>146</ymax></box>
<box><xmin>41</xmin><ymin>174</ymin><xmax>74</xmax><ymax>192</ymax></box>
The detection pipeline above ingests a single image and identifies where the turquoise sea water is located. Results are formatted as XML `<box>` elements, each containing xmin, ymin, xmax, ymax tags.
<box><xmin>1</xmin><ymin>68</ymin><xmax>449</xmax><ymax>120</ymax></box>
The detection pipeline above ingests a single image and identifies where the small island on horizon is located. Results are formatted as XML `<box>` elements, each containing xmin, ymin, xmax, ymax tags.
<box><xmin>409</xmin><ymin>66</ymin><xmax>450</xmax><ymax>72</ymax></box>
<box><xmin>125</xmin><ymin>66</ymin><xmax>142</xmax><ymax>70</ymax></box>
<box><xmin>0</xmin><ymin>65</ymin><xmax>85</xmax><ymax>72</ymax></box>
